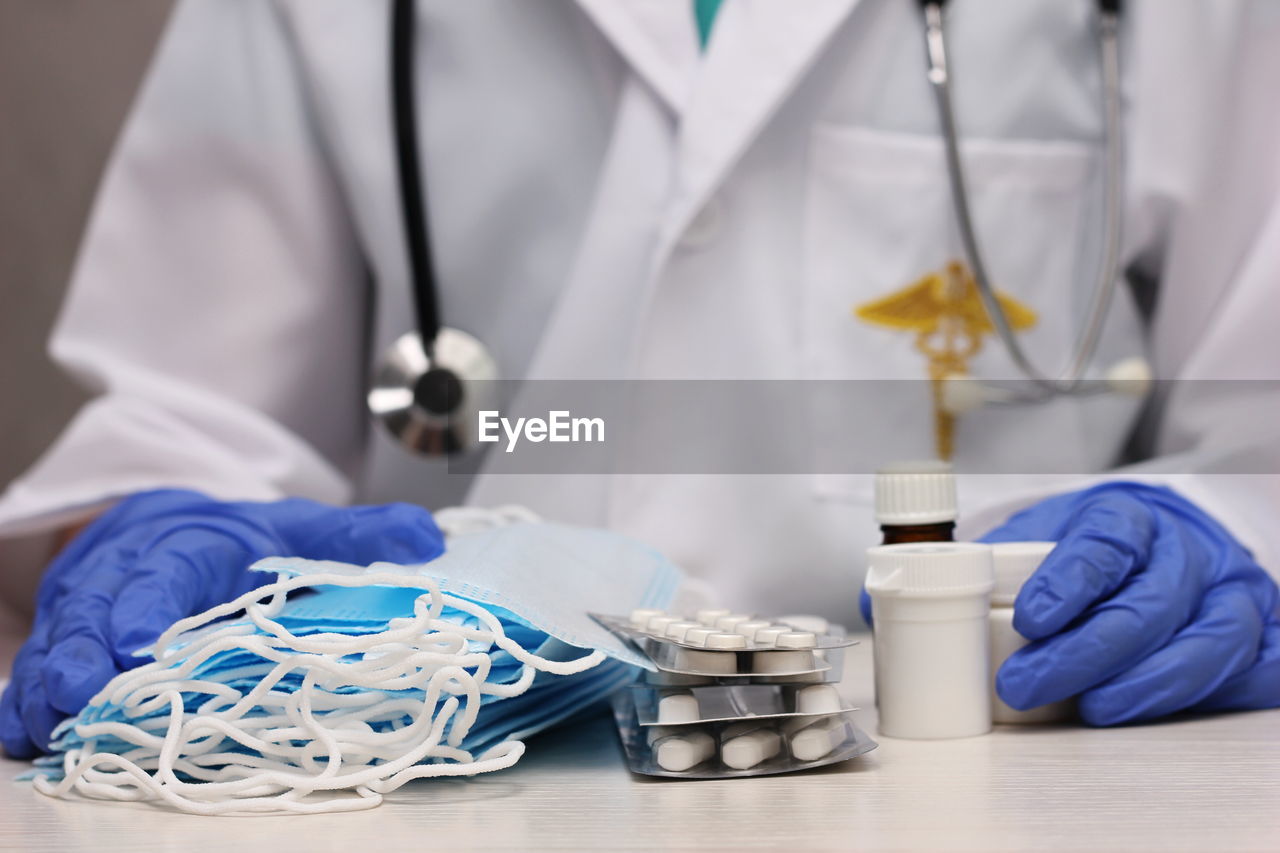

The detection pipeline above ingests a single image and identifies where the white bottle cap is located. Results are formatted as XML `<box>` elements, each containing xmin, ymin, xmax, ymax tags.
<box><xmin>875</xmin><ymin>460</ymin><xmax>958</xmax><ymax>525</ymax></box>
<box><xmin>865</xmin><ymin>542</ymin><xmax>994</xmax><ymax>598</ymax></box>
<box><xmin>991</xmin><ymin>541</ymin><xmax>1056</xmax><ymax>606</ymax></box>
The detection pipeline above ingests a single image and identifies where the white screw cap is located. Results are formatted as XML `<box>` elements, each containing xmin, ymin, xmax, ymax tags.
<box><xmin>875</xmin><ymin>460</ymin><xmax>958</xmax><ymax>525</ymax></box>
<box><xmin>865</xmin><ymin>542</ymin><xmax>994</xmax><ymax>597</ymax></box>
<box><xmin>991</xmin><ymin>541</ymin><xmax>1056</xmax><ymax>605</ymax></box>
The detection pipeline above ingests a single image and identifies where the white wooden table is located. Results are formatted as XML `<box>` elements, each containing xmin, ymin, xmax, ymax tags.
<box><xmin>2</xmin><ymin>638</ymin><xmax>1277</xmax><ymax>852</ymax></box>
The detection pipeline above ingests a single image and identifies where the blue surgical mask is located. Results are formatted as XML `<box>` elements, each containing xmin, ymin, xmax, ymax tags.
<box><xmin>33</xmin><ymin>517</ymin><xmax>682</xmax><ymax>815</ymax></box>
<box><xmin>258</xmin><ymin>520</ymin><xmax>680</xmax><ymax>669</ymax></box>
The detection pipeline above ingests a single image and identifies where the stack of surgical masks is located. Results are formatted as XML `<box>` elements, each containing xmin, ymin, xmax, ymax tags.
<box><xmin>31</xmin><ymin>510</ymin><xmax>681</xmax><ymax>815</ymax></box>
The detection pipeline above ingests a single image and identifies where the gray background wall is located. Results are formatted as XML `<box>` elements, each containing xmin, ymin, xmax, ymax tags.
<box><xmin>0</xmin><ymin>0</ymin><xmax>173</xmax><ymax>490</ymax></box>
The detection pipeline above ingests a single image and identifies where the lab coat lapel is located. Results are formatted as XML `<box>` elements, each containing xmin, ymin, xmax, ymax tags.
<box><xmin>665</xmin><ymin>0</ymin><xmax>862</xmax><ymax>238</ymax></box>
<box><xmin>575</xmin><ymin>0</ymin><xmax>700</xmax><ymax>114</ymax></box>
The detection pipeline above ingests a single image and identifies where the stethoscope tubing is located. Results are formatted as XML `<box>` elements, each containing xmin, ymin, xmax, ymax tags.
<box><xmin>377</xmin><ymin>0</ymin><xmax>1132</xmax><ymax>456</ymax></box>
<box><xmin>391</xmin><ymin>0</ymin><xmax>441</xmax><ymax>347</ymax></box>
<box><xmin>921</xmin><ymin>0</ymin><xmax>1126</xmax><ymax>399</ymax></box>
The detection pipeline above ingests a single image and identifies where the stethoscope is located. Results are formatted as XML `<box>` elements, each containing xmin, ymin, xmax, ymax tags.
<box><xmin>919</xmin><ymin>0</ymin><xmax>1149</xmax><ymax>417</ymax></box>
<box><xmin>367</xmin><ymin>0</ymin><xmax>500</xmax><ymax>457</ymax></box>
<box><xmin>370</xmin><ymin>0</ymin><xmax>1147</xmax><ymax>457</ymax></box>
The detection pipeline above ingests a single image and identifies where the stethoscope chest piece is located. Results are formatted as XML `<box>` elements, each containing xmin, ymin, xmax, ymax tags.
<box><xmin>369</xmin><ymin>327</ymin><xmax>499</xmax><ymax>456</ymax></box>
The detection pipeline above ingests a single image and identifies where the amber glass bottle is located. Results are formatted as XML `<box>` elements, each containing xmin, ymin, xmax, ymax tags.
<box><xmin>874</xmin><ymin>461</ymin><xmax>957</xmax><ymax>545</ymax></box>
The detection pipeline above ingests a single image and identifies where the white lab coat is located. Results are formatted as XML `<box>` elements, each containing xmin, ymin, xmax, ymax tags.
<box><xmin>2</xmin><ymin>0</ymin><xmax>1279</xmax><ymax>621</ymax></box>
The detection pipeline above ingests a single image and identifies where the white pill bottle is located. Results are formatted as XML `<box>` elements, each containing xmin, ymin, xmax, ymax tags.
<box><xmin>865</xmin><ymin>542</ymin><xmax>994</xmax><ymax>739</ymax></box>
<box><xmin>989</xmin><ymin>542</ymin><xmax>1077</xmax><ymax>724</ymax></box>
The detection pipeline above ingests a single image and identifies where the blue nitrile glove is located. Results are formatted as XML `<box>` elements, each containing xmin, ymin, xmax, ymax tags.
<box><xmin>980</xmin><ymin>483</ymin><xmax>1280</xmax><ymax>726</ymax></box>
<box><xmin>0</xmin><ymin>489</ymin><xmax>444</xmax><ymax>758</ymax></box>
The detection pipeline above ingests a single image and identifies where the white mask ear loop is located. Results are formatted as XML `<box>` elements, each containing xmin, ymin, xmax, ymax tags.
<box><xmin>34</xmin><ymin>571</ymin><xmax>604</xmax><ymax>815</ymax></box>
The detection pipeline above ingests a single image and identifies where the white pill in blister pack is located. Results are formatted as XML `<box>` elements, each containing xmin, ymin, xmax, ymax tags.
<box><xmin>703</xmin><ymin>632</ymin><xmax>748</xmax><ymax>650</ymax></box>
<box><xmin>733</xmin><ymin>620</ymin><xmax>772</xmax><ymax>642</ymax></box>
<box><xmin>655</xmin><ymin>731</ymin><xmax>717</xmax><ymax>772</ymax></box>
<box><xmin>657</xmin><ymin>692</ymin><xmax>701</xmax><ymax>724</ymax></box>
<box><xmin>775</xmin><ymin>631</ymin><xmax>818</xmax><ymax>649</ymax></box>
<box><xmin>645</xmin><ymin>692</ymin><xmax>701</xmax><ymax>745</ymax></box>
<box><xmin>788</xmin><ymin>717</ymin><xmax>845</xmax><ymax>762</ymax></box>
<box><xmin>721</xmin><ymin>726</ymin><xmax>782</xmax><ymax>770</ymax></box>
<box><xmin>751</xmin><ymin>627</ymin><xmax>790</xmax><ymax>646</ymax></box>
<box><xmin>696</xmin><ymin>608</ymin><xmax>731</xmax><ymax>626</ymax></box>
<box><xmin>795</xmin><ymin>684</ymin><xmax>843</xmax><ymax>715</ymax></box>
<box><xmin>751</xmin><ymin>650</ymin><xmax>815</xmax><ymax>674</ymax></box>
<box><xmin>646</xmin><ymin>615</ymin><xmax>682</xmax><ymax>635</ymax></box>
<box><xmin>714</xmin><ymin>614</ymin><xmax>753</xmax><ymax>633</ymax></box>
<box><xmin>663</xmin><ymin>621</ymin><xmax>703</xmax><ymax>643</ymax></box>
<box><xmin>674</xmin><ymin>648</ymin><xmax>739</xmax><ymax>675</ymax></box>
<box><xmin>630</xmin><ymin>608</ymin><xmax>665</xmax><ymax>628</ymax></box>
<box><xmin>682</xmin><ymin>626</ymin><xmax>717</xmax><ymax>646</ymax></box>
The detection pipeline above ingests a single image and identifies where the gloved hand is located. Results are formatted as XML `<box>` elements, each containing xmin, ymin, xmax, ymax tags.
<box><xmin>1</xmin><ymin>489</ymin><xmax>444</xmax><ymax>758</ymax></box>
<box><xmin>981</xmin><ymin>483</ymin><xmax>1280</xmax><ymax>725</ymax></box>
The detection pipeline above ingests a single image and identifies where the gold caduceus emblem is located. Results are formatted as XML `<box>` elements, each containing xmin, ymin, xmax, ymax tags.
<box><xmin>854</xmin><ymin>260</ymin><xmax>1037</xmax><ymax>460</ymax></box>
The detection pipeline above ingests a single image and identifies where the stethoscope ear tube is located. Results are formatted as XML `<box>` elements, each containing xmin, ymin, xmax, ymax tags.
<box><xmin>920</xmin><ymin>0</ymin><xmax>1131</xmax><ymax>401</ymax></box>
<box><xmin>371</xmin><ymin>0</ymin><xmax>501</xmax><ymax>457</ymax></box>
<box><xmin>390</xmin><ymin>0</ymin><xmax>439</xmax><ymax>345</ymax></box>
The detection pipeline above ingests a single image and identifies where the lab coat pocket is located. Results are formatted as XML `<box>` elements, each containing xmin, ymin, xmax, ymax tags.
<box><xmin>802</xmin><ymin>124</ymin><xmax>1099</xmax><ymax>500</ymax></box>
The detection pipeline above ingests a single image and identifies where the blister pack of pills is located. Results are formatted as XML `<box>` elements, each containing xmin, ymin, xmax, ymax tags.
<box><xmin>596</xmin><ymin>609</ymin><xmax>877</xmax><ymax>778</ymax></box>
<box><xmin>611</xmin><ymin>683</ymin><xmax>877</xmax><ymax>778</ymax></box>
<box><xmin>593</xmin><ymin>609</ymin><xmax>857</xmax><ymax>683</ymax></box>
